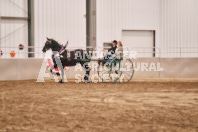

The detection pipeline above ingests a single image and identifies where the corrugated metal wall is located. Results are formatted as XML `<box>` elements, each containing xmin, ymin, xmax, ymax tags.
<box><xmin>34</xmin><ymin>0</ymin><xmax>86</xmax><ymax>57</ymax></box>
<box><xmin>160</xmin><ymin>0</ymin><xmax>198</xmax><ymax>57</ymax></box>
<box><xmin>0</xmin><ymin>0</ymin><xmax>28</xmax><ymax>58</ymax></box>
<box><xmin>96</xmin><ymin>0</ymin><xmax>160</xmax><ymax>47</ymax></box>
<box><xmin>0</xmin><ymin>0</ymin><xmax>28</xmax><ymax>17</ymax></box>
<box><xmin>1</xmin><ymin>0</ymin><xmax>198</xmax><ymax>58</ymax></box>
<box><xmin>96</xmin><ymin>0</ymin><xmax>198</xmax><ymax>57</ymax></box>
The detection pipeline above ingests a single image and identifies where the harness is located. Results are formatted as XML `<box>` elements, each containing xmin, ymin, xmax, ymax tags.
<box><xmin>59</xmin><ymin>41</ymin><xmax>68</xmax><ymax>55</ymax></box>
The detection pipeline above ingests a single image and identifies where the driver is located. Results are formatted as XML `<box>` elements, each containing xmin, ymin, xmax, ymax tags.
<box><xmin>104</xmin><ymin>40</ymin><xmax>117</xmax><ymax>60</ymax></box>
<box><xmin>108</xmin><ymin>40</ymin><xmax>117</xmax><ymax>55</ymax></box>
<box><xmin>103</xmin><ymin>40</ymin><xmax>117</xmax><ymax>65</ymax></box>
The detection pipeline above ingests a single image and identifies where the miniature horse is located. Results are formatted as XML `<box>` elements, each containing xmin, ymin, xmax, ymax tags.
<box><xmin>42</xmin><ymin>38</ymin><xmax>91</xmax><ymax>83</ymax></box>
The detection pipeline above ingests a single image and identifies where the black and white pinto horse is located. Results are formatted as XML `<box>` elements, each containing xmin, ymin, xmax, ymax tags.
<box><xmin>42</xmin><ymin>38</ymin><xmax>91</xmax><ymax>83</ymax></box>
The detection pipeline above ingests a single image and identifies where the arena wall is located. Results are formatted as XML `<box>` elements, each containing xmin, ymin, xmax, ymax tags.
<box><xmin>0</xmin><ymin>58</ymin><xmax>198</xmax><ymax>81</ymax></box>
<box><xmin>97</xmin><ymin>0</ymin><xmax>198</xmax><ymax>57</ymax></box>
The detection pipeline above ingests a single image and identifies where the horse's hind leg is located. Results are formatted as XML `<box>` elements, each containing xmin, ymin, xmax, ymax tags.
<box><xmin>82</xmin><ymin>62</ymin><xmax>90</xmax><ymax>83</ymax></box>
<box><xmin>50</xmin><ymin>67</ymin><xmax>60</xmax><ymax>76</ymax></box>
<box><xmin>52</xmin><ymin>56</ymin><xmax>65</xmax><ymax>83</ymax></box>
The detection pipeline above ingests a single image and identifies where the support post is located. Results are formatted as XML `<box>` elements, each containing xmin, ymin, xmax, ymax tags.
<box><xmin>28</xmin><ymin>0</ymin><xmax>34</xmax><ymax>58</ymax></box>
<box><xmin>0</xmin><ymin>16</ymin><xmax>1</xmax><ymax>51</ymax></box>
<box><xmin>86</xmin><ymin>0</ymin><xmax>96</xmax><ymax>51</ymax></box>
<box><xmin>0</xmin><ymin>0</ymin><xmax>1</xmax><ymax>52</ymax></box>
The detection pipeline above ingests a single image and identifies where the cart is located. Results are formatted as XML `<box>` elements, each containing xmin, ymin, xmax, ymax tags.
<box><xmin>83</xmin><ymin>56</ymin><xmax>135</xmax><ymax>83</ymax></box>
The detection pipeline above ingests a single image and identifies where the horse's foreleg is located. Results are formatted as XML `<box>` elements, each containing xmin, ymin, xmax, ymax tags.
<box><xmin>59</xmin><ymin>67</ymin><xmax>64</xmax><ymax>83</ymax></box>
<box><xmin>50</xmin><ymin>57</ymin><xmax>60</xmax><ymax>76</ymax></box>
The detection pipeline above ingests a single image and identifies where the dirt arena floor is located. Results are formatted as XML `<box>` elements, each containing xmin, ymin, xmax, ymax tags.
<box><xmin>0</xmin><ymin>79</ymin><xmax>198</xmax><ymax>132</ymax></box>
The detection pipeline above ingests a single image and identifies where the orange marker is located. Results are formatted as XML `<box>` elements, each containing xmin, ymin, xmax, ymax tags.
<box><xmin>10</xmin><ymin>51</ymin><xmax>16</xmax><ymax>57</ymax></box>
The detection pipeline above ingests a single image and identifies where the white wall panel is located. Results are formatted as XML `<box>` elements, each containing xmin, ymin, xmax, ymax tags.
<box><xmin>0</xmin><ymin>0</ymin><xmax>28</xmax><ymax>58</ymax></box>
<box><xmin>34</xmin><ymin>0</ymin><xmax>86</xmax><ymax>58</ymax></box>
<box><xmin>160</xmin><ymin>0</ymin><xmax>198</xmax><ymax>57</ymax></box>
<box><xmin>0</xmin><ymin>19</ymin><xmax>28</xmax><ymax>58</ymax></box>
<box><xmin>97</xmin><ymin>0</ymin><xmax>198</xmax><ymax>57</ymax></box>
<box><xmin>97</xmin><ymin>0</ymin><xmax>160</xmax><ymax>48</ymax></box>
<box><xmin>1</xmin><ymin>58</ymin><xmax>198</xmax><ymax>80</ymax></box>
<box><xmin>0</xmin><ymin>0</ymin><xmax>28</xmax><ymax>17</ymax></box>
<box><xmin>1</xmin><ymin>0</ymin><xmax>197</xmax><ymax>58</ymax></box>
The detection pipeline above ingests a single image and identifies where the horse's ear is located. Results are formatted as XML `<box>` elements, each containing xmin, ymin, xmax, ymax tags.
<box><xmin>47</xmin><ymin>37</ymin><xmax>49</xmax><ymax>40</ymax></box>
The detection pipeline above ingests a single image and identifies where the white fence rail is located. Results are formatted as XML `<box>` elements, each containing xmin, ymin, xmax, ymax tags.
<box><xmin>0</xmin><ymin>46</ymin><xmax>198</xmax><ymax>59</ymax></box>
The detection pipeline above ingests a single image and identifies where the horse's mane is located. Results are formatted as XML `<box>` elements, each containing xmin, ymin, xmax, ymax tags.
<box><xmin>51</xmin><ymin>39</ymin><xmax>62</xmax><ymax>48</ymax></box>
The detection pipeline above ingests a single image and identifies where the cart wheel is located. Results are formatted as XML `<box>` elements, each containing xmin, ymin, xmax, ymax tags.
<box><xmin>108</xmin><ymin>58</ymin><xmax>122</xmax><ymax>82</ymax></box>
<box><xmin>97</xmin><ymin>60</ymin><xmax>111</xmax><ymax>82</ymax></box>
<box><xmin>109</xmin><ymin>58</ymin><xmax>134</xmax><ymax>83</ymax></box>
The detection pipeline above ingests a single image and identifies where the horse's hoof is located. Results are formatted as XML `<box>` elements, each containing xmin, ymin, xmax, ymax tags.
<box><xmin>84</xmin><ymin>80</ymin><xmax>89</xmax><ymax>83</ymax></box>
<box><xmin>59</xmin><ymin>80</ymin><xmax>64</xmax><ymax>83</ymax></box>
<box><xmin>84</xmin><ymin>79</ymin><xmax>89</xmax><ymax>83</ymax></box>
<box><xmin>84</xmin><ymin>76</ymin><xmax>89</xmax><ymax>83</ymax></box>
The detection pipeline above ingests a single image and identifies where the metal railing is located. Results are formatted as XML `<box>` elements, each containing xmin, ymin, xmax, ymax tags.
<box><xmin>0</xmin><ymin>46</ymin><xmax>198</xmax><ymax>59</ymax></box>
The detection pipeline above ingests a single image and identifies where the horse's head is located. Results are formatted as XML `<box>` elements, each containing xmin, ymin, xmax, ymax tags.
<box><xmin>42</xmin><ymin>38</ymin><xmax>52</xmax><ymax>53</ymax></box>
<box><xmin>42</xmin><ymin>38</ymin><xmax>62</xmax><ymax>53</ymax></box>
